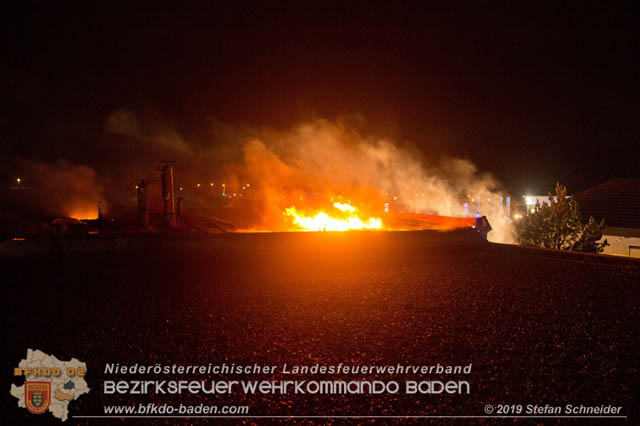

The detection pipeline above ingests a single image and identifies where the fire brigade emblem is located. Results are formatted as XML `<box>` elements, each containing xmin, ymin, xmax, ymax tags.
<box><xmin>25</xmin><ymin>382</ymin><xmax>51</xmax><ymax>414</ymax></box>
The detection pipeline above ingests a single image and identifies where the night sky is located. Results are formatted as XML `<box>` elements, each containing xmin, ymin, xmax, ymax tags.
<box><xmin>2</xmin><ymin>2</ymin><xmax>638</xmax><ymax>195</ymax></box>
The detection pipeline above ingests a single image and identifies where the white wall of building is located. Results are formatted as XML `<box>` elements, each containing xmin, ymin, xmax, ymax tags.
<box><xmin>600</xmin><ymin>232</ymin><xmax>640</xmax><ymax>258</ymax></box>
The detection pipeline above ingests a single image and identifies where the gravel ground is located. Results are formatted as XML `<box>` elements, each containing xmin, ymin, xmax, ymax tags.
<box><xmin>2</xmin><ymin>230</ymin><xmax>639</xmax><ymax>424</ymax></box>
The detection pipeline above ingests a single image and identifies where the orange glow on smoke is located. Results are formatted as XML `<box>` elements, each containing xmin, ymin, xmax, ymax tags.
<box><xmin>68</xmin><ymin>206</ymin><xmax>99</xmax><ymax>220</ymax></box>
<box><xmin>285</xmin><ymin>202</ymin><xmax>383</xmax><ymax>232</ymax></box>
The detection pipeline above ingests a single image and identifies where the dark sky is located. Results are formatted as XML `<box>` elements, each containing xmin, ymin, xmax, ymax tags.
<box><xmin>2</xmin><ymin>2</ymin><xmax>638</xmax><ymax>194</ymax></box>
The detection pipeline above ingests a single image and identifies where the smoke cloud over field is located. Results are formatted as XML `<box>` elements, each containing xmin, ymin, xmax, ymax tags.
<box><xmin>102</xmin><ymin>112</ymin><xmax>516</xmax><ymax>242</ymax></box>
<box><xmin>17</xmin><ymin>160</ymin><xmax>104</xmax><ymax>219</ymax></box>
<box><xmin>220</xmin><ymin>120</ymin><xmax>515</xmax><ymax>242</ymax></box>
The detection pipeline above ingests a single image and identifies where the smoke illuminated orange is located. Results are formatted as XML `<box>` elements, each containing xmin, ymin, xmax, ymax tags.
<box><xmin>68</xmin><ymin>206</ymin><xmax>99</xmax><ymax>220</ymax></box>
<box><xmin>285</xmin><ymin>202</ymin><xmax>382</xmax><ymax>232</ymax></box>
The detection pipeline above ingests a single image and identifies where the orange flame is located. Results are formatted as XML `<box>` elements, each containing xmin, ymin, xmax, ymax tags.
<box><xmin>284</xmin><ymin>202</ymin><xmax>383</xmax><ymax>232</ymax></box>
<box><xmin>68</xmin><ymin>206</ymin><xmax>99</xmax><ymax>220</ymax></box>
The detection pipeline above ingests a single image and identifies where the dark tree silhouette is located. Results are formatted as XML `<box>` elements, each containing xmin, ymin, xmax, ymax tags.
<box><xmin>519</xmin><ymin>183</ymin><xmax>605</xmax><ymax>253</ymax></box>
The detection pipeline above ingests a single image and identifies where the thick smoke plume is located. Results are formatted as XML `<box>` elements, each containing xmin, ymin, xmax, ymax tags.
<box><xmin>222</xmin><ymin>120</ymin><xmax>516</xmax><ymax>243</ymax></box>
<box><xmin>103</xmin><ymin>111</ymin><xmax>515</xmax><ymax>242</ymax></box>
<box><xmin>18</xmin><ymin>160</ymin><xmax>104</xmax><ymax>219</ymax></box>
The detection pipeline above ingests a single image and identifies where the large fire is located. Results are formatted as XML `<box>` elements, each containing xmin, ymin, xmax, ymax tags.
<box><xmin>284</xmin><ymin>202</ymin><xmax>383</xmax><ymax>232</ymax></box>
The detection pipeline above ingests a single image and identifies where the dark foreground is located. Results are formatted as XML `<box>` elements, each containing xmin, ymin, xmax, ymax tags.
<box><xmin>2</xmin><ymin>231</ymin><xmax>639</xmax><ymax>424</ymax></box>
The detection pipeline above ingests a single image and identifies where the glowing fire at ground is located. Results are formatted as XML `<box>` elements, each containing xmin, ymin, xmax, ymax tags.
<box><xmin>68</xmin><ymin>206</ymin><xmax>99</xmax><ymax>220</ymax></box>
<box><xmin>284</xmin><ymin>202</ymin><xmax>382</xmax><ymax>232</ymax></box>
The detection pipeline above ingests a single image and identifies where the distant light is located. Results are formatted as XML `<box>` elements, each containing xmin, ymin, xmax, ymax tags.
<box><xmin>135</xmin><ymin>185</ymin><xmax>138</xmax><ymax>189</ymax></box>
<box><xmin>210</xmin><ymin>182</ymin><xmax>214</xmax><ymax>187</ymax></box>
<box><xmin>179</xmin><ymin>187</ymin><xmax>183</xmax><ymax>191</ymax></box>
<box><xmin>530</xmin><ymin>208</ymin><xmax>535</xmax><ymax>214</ymax></box>
<box><xmin>246</xmin><ymin>183</ymin><xmax>250</xmax><ymax>187</ymax></box>
<box><xmin>197</xmin><ymin>183</ymin><xmax>201</xmax><ymax>187</ymax></box>
<box><xmin>393</xmin><ymin>196</ymin><xmax>397</xmax><ymax>200</ymax></box>
<box><xmin>525</xmin><ymin>196</ymin><xmax>536</xmax><ymax>205</ymax></box>
<box><xmin>16</xmin><ymin>178</ymin><xmax>21</xmax><ymax>184</ymax></box>
<box><xmin>513</xmin><ymin>213</ymin><xmax>523</xmax><ymax>220</ymax></box>
<box><xmin>471</xmin><ymin>198</ymin><xmax>475</xmax><ymax>202</ymax></box>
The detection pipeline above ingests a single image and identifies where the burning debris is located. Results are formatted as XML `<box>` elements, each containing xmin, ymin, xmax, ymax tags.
<box><xmin>12</xmin><ymin>159</ymin><xmax>104</xmax><ymax>220</ymax></box>
<box><xmin>284</xmin><ymin>202</ymin><xmax>383</xmax><ymax>232</ymax></box>
<box><xmin>0</xmin><ymin>160</ymin><xmax>109</xmax><ymax>244</ymax></box>
<box><xmin>2</xmin><ymin>119</ymin><xmax>513</xmax><ymax>243</ymax></box>
<box><xmin>101</xmin><ymin>110</ymin><xmax>516</xmax><ymax>240</ymax></box>
<box><xmin>212</xmin><ymin>120</ymin><xmax>513</xmax><ymax>241</ymax></box>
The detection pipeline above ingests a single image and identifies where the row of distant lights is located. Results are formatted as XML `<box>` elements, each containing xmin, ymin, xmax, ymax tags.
<box><xmin>184</xmin><ymin>183</ymin><xmax>249</xmax><ymax>198</ymax></box>
<box><xmin>134</xmin><ymin>182</ymin><xmax>251</xmax><ymax>198</ymax></box>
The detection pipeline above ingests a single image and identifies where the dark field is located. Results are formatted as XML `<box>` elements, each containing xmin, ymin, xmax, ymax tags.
<box><xmin>2</xmin><ymin>231</ymin><xmax>639</xmax><ymax>424</ymax></box>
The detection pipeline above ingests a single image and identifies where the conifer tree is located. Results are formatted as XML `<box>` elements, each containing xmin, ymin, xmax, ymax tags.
<box><xmin>518</xmin><ymin>183</ymin><xmax>605</xmax><ymax>253</ymax></box>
